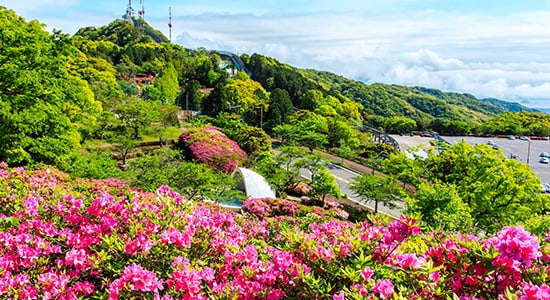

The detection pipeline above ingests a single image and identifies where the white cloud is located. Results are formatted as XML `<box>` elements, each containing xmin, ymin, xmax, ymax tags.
<box><xmin>173</xmin><ymin>10</ymin><xmax>550</xmax><ymax>108</ymax></box>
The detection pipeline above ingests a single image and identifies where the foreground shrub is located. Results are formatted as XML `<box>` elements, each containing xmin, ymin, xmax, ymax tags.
<box><xmin>0</xmin><ymin>163</ymin><xmax>549</xmax><ymax>299</ymax></box>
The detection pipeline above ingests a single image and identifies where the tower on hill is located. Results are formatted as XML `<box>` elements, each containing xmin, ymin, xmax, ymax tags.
<box><xmin>138</xmin><ymin>0</ymin><xmax>145</xmax><ymax>19</ymax></box>
<box><xmin>168</xmin><ymin>7</ymin><xmax>173</xmax><ymax>42</ymax></box>
<box><xmin>124</xmin><ymin>0</ymin><xmax>134</xmax><ymax>20</ymax></box>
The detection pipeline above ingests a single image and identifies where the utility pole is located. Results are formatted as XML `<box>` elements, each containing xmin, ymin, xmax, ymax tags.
<box><xmin>527</xmin><ymin>140</ymin><xmax>531</xmax><ymax>164</ymax></box>
<box><xmin>185</xmin><ymin>92</ymin><xmax>189</xmax><ymax>111</ymax></box>
<box><xmin>259</xmin><ymin>105</ymin><xmax>263</xmax><ymax>128</ymax></box>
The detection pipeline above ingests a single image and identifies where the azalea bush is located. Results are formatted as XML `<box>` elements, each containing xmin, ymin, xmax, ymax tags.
<box><xmin>178</xmin><ymin>126</ymin><xmax>247</xmax><ymax>173</ymax></box>
<box><xmin>0</xmin><ymin>163</ymin><xmax>549</xmax><ymax>299</ymax></box>
<box><xmin>242</xmin><ymin>197</ymin><xmax>300</xmax><ymax>219</ymax></box>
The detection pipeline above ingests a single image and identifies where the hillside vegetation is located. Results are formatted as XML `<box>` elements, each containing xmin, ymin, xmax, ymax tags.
<box><xmin>2</xmin><ymin>5</ymin><xmax>548</xmax><ymax>169</ymax></box>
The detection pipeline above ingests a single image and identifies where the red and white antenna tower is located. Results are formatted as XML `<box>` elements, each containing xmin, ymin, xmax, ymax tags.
<box><xmin>138</xmin><ymin>0</ymin><xmax>144</xmax><ymax>18</ymax></box>
<box><xmin>168</xmin><ymin>7</ymin><xmax>173</xmax><ymax>42</ymax></box>
<box><xmin>125</xmin><ymin>0</ymin><xmax>134</xmax><ymax>19</ymax></box>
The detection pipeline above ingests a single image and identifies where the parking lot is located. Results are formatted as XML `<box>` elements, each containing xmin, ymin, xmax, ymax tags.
<box><xmin>392</xmin><ymin>135</ymin><xmax>550</xmax><ymax>185</ymax></box>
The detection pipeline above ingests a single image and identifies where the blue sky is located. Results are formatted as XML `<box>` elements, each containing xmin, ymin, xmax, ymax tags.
<box><xmin>2</xmin><ymin>0</ymin><xmax>550</xmax><ymax>108</ymax></box>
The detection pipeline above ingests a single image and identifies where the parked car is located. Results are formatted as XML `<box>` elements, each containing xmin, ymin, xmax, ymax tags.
<box><xmin>541</xmin><ymin>152</ymin><xmax>550</xmax><ymax>158</ymax></box>
<box><xmin>520</xmin><ymin>136</ymin><xmax>530</xmax><ymax>141</ymax></box>
<box><xmin>492</xmin><ymin>144</ymin><xmax>499</xmax><ymax>150</ymax></box>
<box><xmin>487</xmin><ymin>140</ymin><xmax>495</xmax><ymax>146</ymax></box>
<box><xmin>540</xmin><ymin>157</ymin><xmax>549</xmax><ymax>164</ymax></box>
<box><xmin>510</xmin><ymin>153</ymin><xmax>520</xmax><ymax>160</ymax></box>
<box><xmin>508</xmin><ymin>135</ymin><xmax>515</xmax><ymax>140</ymax></box>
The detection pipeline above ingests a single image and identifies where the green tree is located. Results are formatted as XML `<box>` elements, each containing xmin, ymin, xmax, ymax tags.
<box><xmin>114</xmin><ymin>97</ymin><xmax>159</xmax><ymax>138</ymax></box>
<box><xmin>300</xmin><ymin>89</ymin><xmax>324</xmax><ymax>110</ymax></box>
<box><xmin>256</xmin><ymin>146</ymin><xmax>307</xmax><ymax>194</ymax></box>
<box><xmin>60</xmin><ymin>149</ymin><xmax>122</xmax><ymax>179</ymax></box>
<box><xmin>110</xmin><ymin>135</ymin><xmax>138</xmax><ymax>166</ymax></box>
<box><xmin>350</xmin><ymin>174</ymin><xmax>405</xmax><ymax>214</ymax></box>
<box><xmin>406</xmin><ymin>182</ymin><xmax>474</xmax><ymax>232</ymax></box>
<box><xmin>0</xmin><ymin>8</ymin><xmax>101</xmax><ymax>165</ymax></box>
<box><xmin>155</xmin><ymin>62</ymin><xmax>179</xmax><ymax>103</ymax></box>
<box><xmin>385</xmin><ymin>116</ymin><xmax>417</xmax><ymax>134</ymax></box>
<box><xmin>423</xmin><ymin>141</ymin><xmax>547</xmax><ymax>233</ymax></box>
<box><xmin>152</xmin><ymin>103</ymin><xmax>180</xmax><ymax>146</ymax></box>
<box><xmin>224</xmin><ymin>78</ymin><xmax>270</xmax><ymax>126</ymax></box>
<box><xmin>201</xmin><ymin>82</ymin><xmax>229</xmax><ymax>117</ymax></box>
<box><xmin>128</xmin><ymin>148</ymin><xmax>239</xmax><ymax>202</ymax></box>
<box><xmin>264</xmin><ymin>88</ymin><xmax>294</xmax><ymax>130</ymax></box>
<box><xmin>236</xmin><ymin>126</ymin><xmax>272</xmax><ymax>158</ymax></box>
<box><xmin>310</xmin><ymin>168</ymin><xmax>341</xmax><ymax>202</ymax></box>
<box><xmin>383</xmin><ymin>151</ymin><xmax>423</xmax><ymax>189</ymax></box>
<box><xmin>274</xmin><ymin>110</ymin><xmax>329</xmax><ymax>151</ymax></box>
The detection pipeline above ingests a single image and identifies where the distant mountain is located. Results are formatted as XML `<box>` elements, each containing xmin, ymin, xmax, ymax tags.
<box><xmin>537</xmin><ymin>108</ymin><xmax>550</xmax><ymax>114</ymax></box>
<box><xmin>481</xmin><ymin>98</ymin><xmax>538</xmax><ymax>113</ymax></box>
<box><xmin>242</xmin><ymin>53</ymin><xmax>538</xmax><ymax>130</ymax></box>
<box><xmin>296</xmin><ymin>68</ymin><xmax>508</xmax><ymax>124</ymax></box>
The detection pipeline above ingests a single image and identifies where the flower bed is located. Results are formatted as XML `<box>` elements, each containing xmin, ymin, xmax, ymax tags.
<box><xmin>0</xmin><ymin>163</ymin><xmax>549</xmax><ymax>299</ymax></box>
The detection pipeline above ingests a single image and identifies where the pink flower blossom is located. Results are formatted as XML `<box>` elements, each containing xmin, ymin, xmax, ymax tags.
<box><xmin>333</xmin><ymin>290</ymin><xmax>345</xmax><ymax>300</ymax></box>
<box><xmin>108</xmin><ymin>263</ymin><xmax>163</xmax><ymax>299</ymax></box>
<box><xmin>395</xmin><ymin>253</ymin><xmax>426</xmax><ymax>269</ymax></box>
<box><xmin>372</xmin><ymin>279</ymin><xmax>394</xmax><ymax>299</ymax></box>
<box><xmin>519</xmin><ymin>283</ymin><xmax>550</xmax><ymax>300</ymax></box>
<box><xmin>64</xmin><ymin>249</ymin><xmax>89</xmax><ymax>271</ymax></box>
<box><xmin>361</xmin><ymin>267</ymin><xmax>374</xmax><ymax>281</ymax></box>
<box><xmin>490</xmin><ymin>226</ymin><xmax>542</xmax><ymax>268</ymax></box>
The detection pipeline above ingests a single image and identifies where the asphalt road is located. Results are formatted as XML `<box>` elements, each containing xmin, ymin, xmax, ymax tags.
<box><xmin>301</xmin><ymin>163</ymin><xmax>403</xmax><ymax>219</ymax></box>
<box><xmin>391</xmin><ymin>135</ymin><xmax>550</xmax><ymax>185</ymax></box>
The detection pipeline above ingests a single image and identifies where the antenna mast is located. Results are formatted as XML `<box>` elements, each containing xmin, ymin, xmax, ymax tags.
<box><xmin>125</xmin><ymin>0</ymin><xmax>134</xmax><ymax>19</ymax></box>
<box><xmin>168</xmin><ymin>7</ymin><xmax>173</xmax><ymax>42</ymax></box>
<box><xmin>138</xmin><ymin>0</ymin><xmax>144</xmax><ymax>19</ymax></box>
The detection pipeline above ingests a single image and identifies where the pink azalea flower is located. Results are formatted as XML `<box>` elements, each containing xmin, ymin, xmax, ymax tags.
<box><xmin>372</xmin><ymin>279</ymin><xmax>394</xmax><ymax>299</ymax></box>
<box><xmin>333</xmin><ymin>290</ymin><xmax>345</xmax><ymax>300</ymax></box>
<box><xmin>395</xmin><ymin>253</ymin><xmax>426</xmax><ymax>269</ymax></box>
<box><xmin>361</xmin><ymin>267</ymin><xmax>374</xmax><ymax>281</ymax></box>
<box><xmin>490</xmin><ymin>226</ymin><xmax>542</xmax><ymax>268</ymax></box>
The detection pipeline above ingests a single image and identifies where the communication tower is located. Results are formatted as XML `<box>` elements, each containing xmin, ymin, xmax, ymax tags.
<box><xmin>168</xmin><ymin>7</ymin><xmax>173</xmax><ymax>42</ymax></box>
<box><xmin>125</xmin><ymin>0</ymin><xmax>134</xmax><ymax>19</ymax></box>
<box><xmin>138</xmin><ymin>0</ymin><xmax>144</xmax><ymax>18</ymax></box>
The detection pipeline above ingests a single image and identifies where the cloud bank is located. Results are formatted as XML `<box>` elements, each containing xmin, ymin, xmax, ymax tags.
<box><xmin>170</xmin><ymin>10</ymin><xmax>550</xmax><ymax>108</ymax></box>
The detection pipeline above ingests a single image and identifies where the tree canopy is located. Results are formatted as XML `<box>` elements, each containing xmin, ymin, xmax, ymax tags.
<box><xmin>0</xmin><ymin>7</ymin><xmax>101</xmax><ymax>165</ymax></box>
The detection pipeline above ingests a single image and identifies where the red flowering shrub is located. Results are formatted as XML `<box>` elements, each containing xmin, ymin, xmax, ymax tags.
<box><xmin>179</xmin><ymin>126</ymin><xmax>247</xmax><ymax>173</ymax></box>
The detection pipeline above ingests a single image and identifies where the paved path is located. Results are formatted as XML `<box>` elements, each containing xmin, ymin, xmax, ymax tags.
<box><xmin>305</xmin><ymin>150</ymin><xmax>403</xmax><ymax>219</ymax></box>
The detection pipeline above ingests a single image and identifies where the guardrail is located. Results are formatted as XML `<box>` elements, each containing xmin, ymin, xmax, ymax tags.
<box><xmin>361</xmin><ymin>126</ymin><xmax>401</xmax><ymax>151</ymax></box>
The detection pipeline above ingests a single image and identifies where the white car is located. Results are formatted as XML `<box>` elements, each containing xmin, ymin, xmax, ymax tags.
<box><xmin>540</xmin><ymin>157</ymin><xmax>550</xmax><ymax>164</ymax></box>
